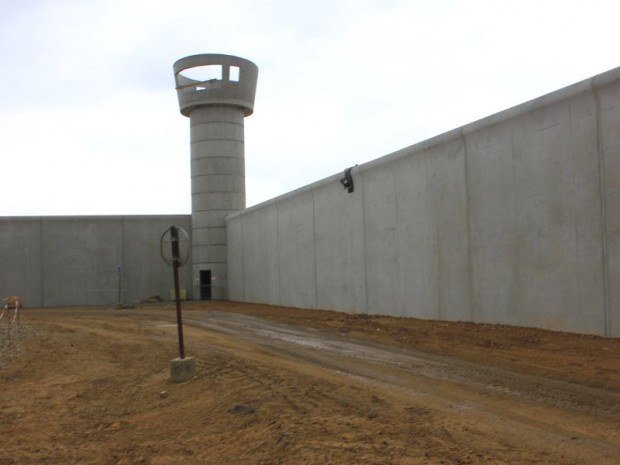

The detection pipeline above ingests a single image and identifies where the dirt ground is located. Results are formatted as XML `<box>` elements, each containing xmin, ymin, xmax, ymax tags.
<box><xmin>1</xmin><ymin>301</ymin><xmax>618</xmax><ymax>465</ymax></box>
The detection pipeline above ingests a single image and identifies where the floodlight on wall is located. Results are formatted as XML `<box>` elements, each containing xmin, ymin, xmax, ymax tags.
<box><xmin>340</xmin><ymin>166</ymin><xmax>355</xmax><ymax>193</ymax></box>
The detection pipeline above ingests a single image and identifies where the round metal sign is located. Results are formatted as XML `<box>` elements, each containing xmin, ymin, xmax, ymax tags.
<box><xmin>160</xmin><ymin>226</ymin><xmax>190</xmax><ymax>267</ymax></box>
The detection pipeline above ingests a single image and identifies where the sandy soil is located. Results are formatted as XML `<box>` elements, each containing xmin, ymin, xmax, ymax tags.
<box><xmin>1</xmin><ymin>301</ymin><xmax>618</xmax><ymax>464</ymax></box>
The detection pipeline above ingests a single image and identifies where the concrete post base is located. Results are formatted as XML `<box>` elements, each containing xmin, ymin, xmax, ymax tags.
<box><xmin>169</xmin><ymin>357</ymin><xmax>196</xmax><ymax>383</ymax></box>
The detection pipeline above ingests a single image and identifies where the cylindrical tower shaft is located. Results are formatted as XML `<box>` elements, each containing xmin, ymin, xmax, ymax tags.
<box><xmin>174</xmin><ymin>54</ymin><xmax>258</xmax><ymax>300</ymax></box>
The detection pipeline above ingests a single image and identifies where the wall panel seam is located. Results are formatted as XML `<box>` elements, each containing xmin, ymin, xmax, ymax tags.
<box><xmin>461</xmin><ymin>129</ymin><xmax>475</xmax><ymax>322</ymax></box>
<box><xmin>593</xmin><ymin>84</ymin><xmax>611</xmax><ymax>337</ymax></box>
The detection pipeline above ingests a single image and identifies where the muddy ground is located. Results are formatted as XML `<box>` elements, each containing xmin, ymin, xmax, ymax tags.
<box><xmin>0</xmin><ymin>301</ymin><xmax>618</xmax><ymax>464</ymax></box>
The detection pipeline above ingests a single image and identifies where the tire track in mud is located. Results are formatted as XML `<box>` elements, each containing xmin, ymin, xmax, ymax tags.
<box><xmin>140</xmin><ymin>318</ymin><xmax>460</xmax><ymax>463</ymax></box>
<box><xmin>187</xmin><ymin>314</ymin><xmax>620</xmax><ymax>456</ymax></box>
<box><xmin>146</xmin><ymin>319</ymin><xmax>394</xmax><ymax>415</ymax></box>
<box><xmin>140</xmin><ymin>312</ymin><xmax>620</xmax><ymax>463</ymax></box>
<box><xmin>146</xmin><ymin>313</ymin><xmax>620</xmax><ymax>425</ymax></box>
<box><xmin>182</xmin><ymin>312</ymin><xmax>620</xmax><ymax>420</ymax></box>
<box><xmin>142</xmin><ymin>319</ymin><xmax>339</xmax><ymax>417</ymax></box>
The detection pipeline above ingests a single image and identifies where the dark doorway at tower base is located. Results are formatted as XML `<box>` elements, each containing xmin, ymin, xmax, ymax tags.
<box><xmin>200</xmin><ymin>270</ymin><xmax>212</xmax><ymax>300</ymax></box>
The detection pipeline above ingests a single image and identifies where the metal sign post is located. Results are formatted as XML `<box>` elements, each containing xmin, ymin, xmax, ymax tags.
<box><xmin>161</xmin><ymin>226</ymin><xmax>195</xmax><ymax>382</ymax></box>
<box><xmin>170</xmin><ymin>226</ymin><xmax>185</xmax><ymax>359</ymax></box>
<box><xmin>160</xmin><ymin>226</ymin><xmax>191</xmax><ymax>362</ymax></box>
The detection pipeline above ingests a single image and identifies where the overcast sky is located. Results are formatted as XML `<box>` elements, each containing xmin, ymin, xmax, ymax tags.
<box><xmin>1</xmin><ymin>0</ymin><xmax>618</xmax><ymax>216</ymax></box>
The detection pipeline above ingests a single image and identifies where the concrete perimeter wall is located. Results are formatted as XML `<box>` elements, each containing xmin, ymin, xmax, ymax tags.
<box><xmin>0</xmin><ymin>215</ymin><xmax>192</xmax><ymax>307</ymax></box>
<box><xmin>227</xmin><ymin>67</ymin><xmax>620</xmax><ymax>337</ymax></box>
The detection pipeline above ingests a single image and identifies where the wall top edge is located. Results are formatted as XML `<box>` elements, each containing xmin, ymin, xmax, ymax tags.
<box><xmin>358</xmin><ymin>65</ymin><xmax>620</xmax><ymax>171</ymax></box>
<box><xmin>228</xmin><ymin>172</ymin><xmax>342</xmax><ymax>220</ymax></box>
<box><xmin>0</xmin><ymin>214</ymin><xmax>192</xmax><ymax>221</ymax></box>
<box><xmin>228</xmin><ymin>65</ymin><xmax>620</xmax><ymax>220</ymax></box>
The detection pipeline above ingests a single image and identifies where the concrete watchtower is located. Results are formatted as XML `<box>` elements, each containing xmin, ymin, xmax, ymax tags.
<box><xmin>173</xmin><ymin>54</ymin><xmax>258</xmax><ymax>300</ymax></box>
